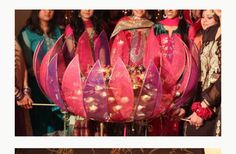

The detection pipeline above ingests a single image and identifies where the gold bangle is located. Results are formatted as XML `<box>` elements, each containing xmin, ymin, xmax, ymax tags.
<box><xmin>203</xmin><ymin>99</ymin><xmax>210</xmax><ymax>106</ymax></box>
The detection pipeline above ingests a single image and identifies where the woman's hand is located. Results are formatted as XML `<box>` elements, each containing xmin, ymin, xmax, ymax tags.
<box><xmin>172</xmin><ymin>108</ymin><xmax>186</xmax><ymax>118</ymax></box>
<box><xmin>187</xmin><ymin>112</ymin><xmax>204</xmax><ymax>127</ymax></box>
<box><xmin>16</xmin><ymin>94</ymin><xmax>33</xmax><ymax>109</ymax></box>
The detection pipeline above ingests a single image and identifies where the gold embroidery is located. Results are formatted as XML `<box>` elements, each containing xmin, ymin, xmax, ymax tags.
<box><xmin>130</xmin><ymin>29</ymin><xmax>148</xmax><ymax>64</ymax></box>
<box><xmin>200</xmin><ymin>40</ymin><xmax>221</xmax><ymax>90</ymax></box>
<box><xmin>216</xmin><ymin>120</ymin><xmax>221</xmax><ymax>136</ymax></box>
<box><xmin>111</xmin><ymin>16</ymin><xmax>154</xmax><ymax>38</ymax></box>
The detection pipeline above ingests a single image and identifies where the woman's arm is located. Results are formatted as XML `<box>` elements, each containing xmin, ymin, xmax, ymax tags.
<box><xmin>15</xmin><ymin>40</ymin><xmax>33</xmax><ymax>109</ymax></box>
<box><xmin>202</xmin><ymin>76</ymin><xmax>221</xmax><ymax>107</ymax></box>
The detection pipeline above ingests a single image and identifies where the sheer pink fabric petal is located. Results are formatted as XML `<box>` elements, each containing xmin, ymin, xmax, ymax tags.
<box><xmin>56</xmin><ymin>43</ymin><xmax>68</xmax><ymax>87</ymax></box>
<box><xmin>189</xmin><ymin>40</ymin><xmax>200</xmax><ymax>68</ymax></box>
<box><xmin>151</xmin><ymin>34</ymin><xmax>188</xmax><ymax>114</ymax></box>
<box><xmin>76</xmin><ymin>31</ymin><xmax>94</xmax><ymax>76</ymax></box>
<box><xmin>159</xmin><ymin>34</ymin><xmax>186</xmax><ymax>85</ymax></box>
<box><xmin>39</xmin><ymin>35</ymin><xmax>64</xmax><ymax>96</ymax></box>
<box><xmin>108</xmin><ymin>58</ymin><xmax>134</xmax><ymax>122</ymax></box>
<box><xmin>46</xmin><ymin>54</ymin><xmax>67</xmax><ymax>111</ymax></box>
<box><xmin>94</xmin><ymin>30</ymin><xmax>110</xmax><ymax>66</ymax></box>
<box><xmin>156</xmin><ymin>67</ymin><xmax>176</xmax><ymax>115</ymax></box>
<box><xmin>61</xmin><ymin>55</ymin><xmax>85</xmax><ymax>117</ymax></box>
<box><xmin>134</xmin><ymin>61</ymin><xmax>162</xmax><ymax>120</ymax></box>
<box><xmin>83</xmin><ymin>60</ymin><xmax>109</xmax><ymax>122</ymax></box>
<box><xmin>33</xmin><ymin>40</ymin><xmax>45</xmax><ymax>93</ymax></box>
<box><xmin>39</xmin><ymin>55</ymin><xmax>52</xmax><ymax>96</ymax></box>
<box><xmin>110</xmin><ymin>31</ymin><xmax>130</xmax><ymax>66</ymax></box>
<box><xmin>143</xmin><ymin>27</ymin><xmax>160</xmax><ymax>68</ymax></box>
<box><xmin>174</xmin><ymin>50</ymin><xmax>198</xmax><ymax>109</ymax></box>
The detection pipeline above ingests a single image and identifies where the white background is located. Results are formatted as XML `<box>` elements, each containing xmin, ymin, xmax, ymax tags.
<box><xmin>0</xmin><ymin>0</ymin><xmax>235</xmax><ymax>153</ymax></box>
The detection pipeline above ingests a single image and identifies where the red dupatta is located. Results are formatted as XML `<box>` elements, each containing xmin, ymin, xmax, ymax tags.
<box><xmin>183</xmin><ymin>10</ymin><xmax>202</xmax><ymax>40</ymax></box>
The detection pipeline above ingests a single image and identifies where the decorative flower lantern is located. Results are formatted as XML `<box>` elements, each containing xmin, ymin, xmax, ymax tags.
<box><xmin>33</xmin><ymin>32</ymin><xmax>198</xmax><ymax>123</ymax></box>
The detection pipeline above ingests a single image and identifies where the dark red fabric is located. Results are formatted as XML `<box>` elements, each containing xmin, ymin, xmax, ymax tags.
<box><xmin>183</xmin><ymin>10</ymin><xmax>202</xmax><ymax>40</ymax></box>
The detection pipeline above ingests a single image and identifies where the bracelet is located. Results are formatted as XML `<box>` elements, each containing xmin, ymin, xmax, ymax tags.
<box><xmin>202</xmin><ymin>99</ymin><xmax>210</xmax><ymax>106</ymax></box>
<box><xmin>15</xmin><ymin>87</ymin><xmax>24</xmax><ymax>101</ymax></box>
<box><xmin>23</xmin><ymin>87</ymin><xmax>31</xmax><ymax>96</ymax></box>
<box><xmin>191</xmin><ymin>102</ymin><xmax>213</xmax><ymax>120</ymax></box>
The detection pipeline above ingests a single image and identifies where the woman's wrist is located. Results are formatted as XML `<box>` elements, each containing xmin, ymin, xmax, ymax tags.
<box><xmin>201</xmin><ymin>99</ymin><xmax>209</xmax><ymax>108</ymax></box>
<box><xmin>23</xmin><ymin>87</ymin><xmax>31</xmax><ymax>96</ymax></box>
<box><xmin>15</xmin><ymin>87</ymin><xmax>24</xmax><ymax>101</ymax></box>
<box><xmin>191</xmin><ymin>101</ymin><xmax>213</xmax><ymax>120</ymax></box>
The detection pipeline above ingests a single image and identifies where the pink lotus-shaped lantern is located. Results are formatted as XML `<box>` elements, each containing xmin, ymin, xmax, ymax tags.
<box><xmin>33</xmin><ymin>31</ymin><xmax>198</xmax><ymax>122</ymax></box>
<box><xmin>143</xmin><ymin>27</ymin><xmax>199</xmax><ymax>114</ymax></box>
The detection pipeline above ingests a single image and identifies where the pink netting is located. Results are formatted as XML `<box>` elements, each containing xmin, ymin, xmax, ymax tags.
<box><xmin>45</xmin><ymin>54</ymin><xmax>67</xmax><ymax>110</ymax></box>
<box><xmin>108</xmin><ymin>58</ymin><xmax>134</xmax><ymax>122</ymax></box>
<box><xmin>134</xmin><ymin>61</ymin><xmax>162</xmax><ymax>120</ymax></box>
<box><xmin>83</xmin><ymin>60</ymin><xmax>109</xmax><ymax>121</ymax></box>
<box><xmin>61</xmin><ymin>55</ymin><xmax>85</xmax><ymax>116</ymax></box>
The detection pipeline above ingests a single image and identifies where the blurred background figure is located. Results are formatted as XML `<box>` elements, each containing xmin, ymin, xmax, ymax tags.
<box><xmin>17</xmin><ymin>10</ymin><xmax>64</xmax><ymax>136</ymax></box>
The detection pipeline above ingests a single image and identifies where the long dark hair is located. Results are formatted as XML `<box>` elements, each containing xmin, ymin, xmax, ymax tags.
<box><xmin>69</xmin><ymin>10</ymin><xmax>104</xmax><ymax>41</ymax></box>
<box><xmin>25</xmin><ymin>10</ymin><xmax>58</xmax><ymax>38</ymax></box>
<box><xmin>178</xmin><ymin>10</ymin><xmax>190</xmax><ymax>47</ymax></box>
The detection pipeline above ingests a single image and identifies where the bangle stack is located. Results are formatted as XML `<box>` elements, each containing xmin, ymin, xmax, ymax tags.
<box><xmin>191</xmin><ymin>101</ymin><xmax>213</xmax><ymax>120</ymax></box>
<box><xmin>23</xmin><ymin>87</ymin><xmax>31</xmax><ymax>96</ymax></box>
<box><xmin>15</xmin><ymin>87</ymin><xmax>24</xmax><ymax>101</ymax></box>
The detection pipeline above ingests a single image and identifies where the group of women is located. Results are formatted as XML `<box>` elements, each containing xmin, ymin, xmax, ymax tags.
<box><xmin>15</xmin><ymin>9</ymin><xmax>221</xmax><ymax>136</ymax></box>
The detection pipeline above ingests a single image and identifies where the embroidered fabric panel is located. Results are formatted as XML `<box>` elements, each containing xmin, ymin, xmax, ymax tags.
<box><xmin>200</xmin><ymin>40</ymin><xmax>221</xmax><ymax>91</ymax></box>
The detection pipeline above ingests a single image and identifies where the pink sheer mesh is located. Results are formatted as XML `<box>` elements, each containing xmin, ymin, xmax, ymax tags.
<box><xmin>108</xmin><ymin>58</ymin><xmax>134</xmax><ymax>122</ymax></box>
<box><xmin>39</xmin><ymin>35</ymin><xmax>64</xmax><ymax>97</ymax></box>
<box><xmin>189</xmin><ymin>40</ymin><xmax>200</xmax><ymax>68</ymax></box>
<box><xmin>45</xmin><ymin>54</ymin><xmax>67</xmax><ymax>111</ymax></box>
<box><xmin>57</xmin><ymin>43</ymin><xmax>67</xmax><ymax>85</ymax></box>
<box><xmin>94</xmin><ymin>30</ymin><xmax>110</xmax><ymax>66</ymax></box>
<box><xmin>110</xmin><ymin>31</ymin><xmax>129</xmax><ymax>66</ymax></box>
<box><xmin>76</xmin><ymin>31</ymin><xmax>94</xmax><ymax>76</ymax></box>
<box><xmin>134</xmin><ymin>61</ymin><xmax>162</xmax><ymax>120</ymax></box>
<box><xmin>33</xmin><ymin>41</ymin><xmax>45</xmax><ymax>93</ymax></box>
<box><xmin>173</xmin><ymin>47</ymin><xmax>199</xmax><ymax>109</ymax></box>
<box><xmin>143</xmin><ymin>27</ymin><xmax>160</xmax><ymax>68</ymax></box>
<box><xmin>83</xmin><ymin>60</ymin><xmax>109</xmax><ymax>121</ymax></box>
<box><xmin>158</xmin><ymin>34</ymin><xmax>186</xmax><ymax>85</ymax></box>
<box><xmin>61</xmin><ymin>55</ymin><xmax>86</xmax><ymax>117</ymax></box>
